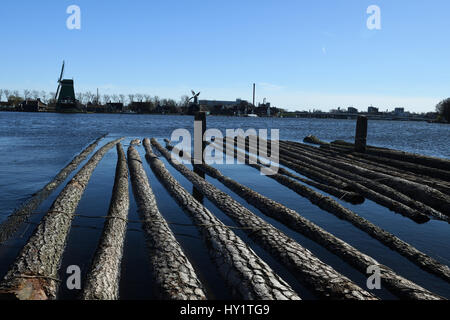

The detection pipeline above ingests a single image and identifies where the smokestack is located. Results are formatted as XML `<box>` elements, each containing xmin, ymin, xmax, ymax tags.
<box><xmin>252</xmin><ymin>83</ymin><xmax>255</xmax><ymax>106</ymax></box>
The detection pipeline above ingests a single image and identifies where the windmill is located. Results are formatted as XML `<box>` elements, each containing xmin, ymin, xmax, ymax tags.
<box><xmin>54</xmin><ymin>61</ymin><xmax>77</xmax><ymax>112</ymax></box>
<box><xmin>187</xmin><ymin>90</ymin><xmax>201</xmax><ymax>115</ymax></box>
<box><xmin>189</xmin><ymin>90</ymin><xmax>200</xmax><ymax>105</ymax></box>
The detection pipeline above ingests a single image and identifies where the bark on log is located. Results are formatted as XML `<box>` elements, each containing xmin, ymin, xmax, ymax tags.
<box><xmin>143</xmin><ymin>139</ymin><xmax>300</xmax><ymax>300</ymax></box>
<box><xmin>150</xmin><ymin>138</ymin><xmax>376</xmax><ymax>300</ymax></box>
<box><xmin>0</xmin><ymin>138</ymin><xmax>123</xmax><ymax>300</ymax></box>
<box><xmin>81</xmin><ymin>143</ymin><xmax>129</xmax><ymax>300</ymax></box>
<box><xmin>0</xmin><ymin>134</ymin><xmax>107</xmax><ymax>244</ymax></box>
<box><xmin>279</xmin><ymin>141</ymin><xmax>450</xmax><ymax>219</ymax></box>
<box><xmin>127</xmin><ymin>146</ymin><xmax>206</xmax><ymax>300</ymax></box>
<box><xmin>213</xmin><ymin>138</ymin><xmax>450</xmax><ymax>284</ymax></box>
<box><xmin>169</xmin><ymin>143</ymin><xmax>444</xmax><ymax>300</ymax></box>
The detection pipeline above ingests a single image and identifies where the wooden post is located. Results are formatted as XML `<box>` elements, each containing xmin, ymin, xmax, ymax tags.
<box><xmin>194</xmin><ymin>111</ymin><xmax>207</xmax><ymax>163</ymax></box>
<box><xmin>193</xmin><ymin>111</ymin><xmax>206</xmax><ymax>202</ymax></box>
<box><xmin>355</xmin><ymin>116</ymin><xmax>368</xmax><ymax>153</ymax></box>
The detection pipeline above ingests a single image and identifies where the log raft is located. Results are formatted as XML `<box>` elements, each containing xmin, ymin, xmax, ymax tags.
<box><xmin>0</xmin><ymin>133</ymin><xmax>107</xmax><ymax>244</ymax></box>
<box><xmin>81</xmin><ymin>143</ymin><xmax>130</xmax><ymax>300</ymax></box>
<box><xmin>165</xmin><ymin>142</ymin><xmax>444</xmax><ymax>300</ymax></box>
<box><xmin>279</xmin><ymin>141</ymin><xmax>450</xmax><ymax>218</ymax></box>
<box><xmin>127</xmin><ymin>145</ymin><xmax>207</xmax><ymax>300</ymax></box>
<box><xmin>150</xmin><ymin>138</ymin><xmax>377</xmax><ymax>300</ymax></box>
<box><xmin>290</xmin><ymin>141</ymin><xmax>450</xmax><ymax>195</ymax></box>
<box><xmin>0</xmin><ymin>128</ymin><xmax>447</xmax><ymax>300</ymax></box>
<box><xmin>210</xmin><ymin>138</ymin><xmax>450</xmax><ymax>284</ymax></box>
<box><xmin>0</xmin><ymin>137</ymin><xmax>123</xmax><ymax>300</ymax></box>
<box><xmin>142</xmin><ymin>139</ymin><xmax>300</xmax><ymax>300</ymax></box>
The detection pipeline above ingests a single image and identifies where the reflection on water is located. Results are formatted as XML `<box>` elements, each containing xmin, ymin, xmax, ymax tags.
<box><xmin>0</xmin><ymin>112</ymin><xmax>449</xmax><ymax>299</ymax></box>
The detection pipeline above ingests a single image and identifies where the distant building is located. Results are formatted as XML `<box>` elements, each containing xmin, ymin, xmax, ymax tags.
<box><xmin>199</xmin><ymin>99</ymin><xmax>244</xmax><ymax>109</ymax></box>
<box><xmin>0</xmin><ymin>101</ymin><xmax>15</xmax><ymax>111</ymax></box>
<box><xmin>20</xmin><ymin>99</ymin><xmax>47</xmax><ymax>112</ymax></box>
<box><xmin>368</xmin><ymin>106</ymin><xmax>379</xmax><ymax>113</ymax></box>
<box><xmin>106</xmin><ymin>102</ymin><xmax>124</xmax><ymax>113</ymax></box>
<box><xmin>394</xmin><ymin>107</ymin><xmax>405</xmax><ymax>116</ymax></box>
<box><xmin>347</xmin><ymin>107</ymin><xmax>358</xmax><ymax>113</ymax></box>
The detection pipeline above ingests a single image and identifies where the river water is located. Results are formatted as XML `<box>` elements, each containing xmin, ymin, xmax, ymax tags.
<box><xmin>0</xmin><ymin>112</ymin><xmax>449</xmax><ymax>299</ymax></box>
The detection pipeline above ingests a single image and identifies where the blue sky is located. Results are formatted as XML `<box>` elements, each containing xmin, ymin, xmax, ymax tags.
<box><xmin>1</xmin><ymin>0</ymin><xmax>449</xmax><ymax>112</ymax></box>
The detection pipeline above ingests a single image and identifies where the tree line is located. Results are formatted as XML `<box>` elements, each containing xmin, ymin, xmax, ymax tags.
<box><xmin>0</xmin><ymin>88</ymin><xmax>191</xmax><ymax>108</ymax></box>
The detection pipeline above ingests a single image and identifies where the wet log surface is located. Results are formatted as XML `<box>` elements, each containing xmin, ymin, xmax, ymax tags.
<box><xmin>143</xmin><ymin>139</ymin><xmax>299</xmax><ymax>300</ymax></box>
<box><xmin>211</xmin><ymin>138</ymin><xmax>450</xmax><ymax>284</ymax></box>
<box><xmin>168</xmin><ymin>142</ymin><xmax>444</xmax><ymax>300</ymax></box>
<box><xmin>127</xmin><ymin>145</ymin><xmax>206</xmax><ymax>300</ymax></box>
<box><xmin>0</xmin><ymin>134</ymin><xmax>107</xmax><ymax>245</ymax></box>
<box><xmin>279</xmin><ymin>141</ymin><xmax>450</xmax><ymax>218</ymax></box>
<box><xmin>151</xmin><ymin>138</ymin><xmax>376</xmax><ymax>300</ymax></box>
<box><xmin>0</xmin><ymin>138</ymin><xmax>123</xmax><ymax>300</ymax></box>
<box><xmin>81</xmin><ymin>143</ymin><xmax>129</xmax><ymax>300</ymax></box>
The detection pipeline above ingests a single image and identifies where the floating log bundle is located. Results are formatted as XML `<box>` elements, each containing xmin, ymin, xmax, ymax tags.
<box><xmin>165</xmin><ymin>142</ymin><xmax>444</xmax><ymax>300</ymax></box>
<box><xmin>209</xmin><ymin>138</ymin><xmax>450</xmax><ymax>285</ymax></box>
<box><xmin>0</xmin><ymin>134</ymin><xmax>107</xmax><ymax>244</ymax></box>
<box><xmin>0</xmin><ymin>137</ymin><xmax>123</xmax><ymax>300</ymax></box>
<box><xmin>143</xmin><ymin>138</ymin><xmax>300</xmax><ymax>300</ymax></box>
<box><xmin>151</xmin><ymin>138</ymin><xmax>377</xmax><ymax>300</ymax></box>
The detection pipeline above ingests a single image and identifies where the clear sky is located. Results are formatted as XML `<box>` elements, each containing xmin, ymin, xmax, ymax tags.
<box><xmin>1</xmin><ymin>0</ymin><xmax>449</xmax><ymax>112</ymax></box>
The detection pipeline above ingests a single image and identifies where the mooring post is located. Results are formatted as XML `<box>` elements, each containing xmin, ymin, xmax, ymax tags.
<box><xmin>194</xmin><ymin>111</ymin><xmax>207</xmax><ymax>162</ymax></box>
<box><xmin>355</xmin><ymin>116</ymin><xmax>368</xmax><ymax>153</ymax></box>
<box><xmin>193</xmin><ymin>111</ymin><xmax>206</xmax><ymax>202</ymax></box>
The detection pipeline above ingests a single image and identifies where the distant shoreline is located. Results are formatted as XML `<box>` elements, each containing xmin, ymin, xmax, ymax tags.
<box><xmin>1</xmin><ymin>110</ymin><xmax>447</xmax><ymax>123</ymax></box>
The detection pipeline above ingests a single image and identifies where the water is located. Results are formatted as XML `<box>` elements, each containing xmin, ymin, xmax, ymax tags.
<box><xmin>0</xmin><ymin>112</ymin><xmax>449</xmax><ymax>299</ymax></box>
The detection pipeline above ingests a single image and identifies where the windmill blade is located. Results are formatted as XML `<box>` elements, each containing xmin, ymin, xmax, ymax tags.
<box><xmin>58</xmin><ymin>61</ymin><xmax>65</xmax><ymax>82</ymax></box>
<box><xmin>195</xmin><ymin>92</ymin><xmax>201</xmax><ymax>97</ymax></box>
<box><xmin>55</xmin><ymin>84</ymin><xmax>61</xmax><ymax>100</ymax></box>
<box><xmin>191</xmin><ymin>90</ymin><xmax>196</xmax><ymax>96</ymax></box>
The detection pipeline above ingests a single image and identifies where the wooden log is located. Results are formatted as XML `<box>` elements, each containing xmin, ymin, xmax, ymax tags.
<box><xmin>0</xmin><ymin>134</ymin><xmax>107</xmax><ymax>244</ymax></box>
<box><xmin>127</xmin><ymin>145</ymin><xmax>206</xmax><ymax>300</ymax></box>
<box><xmin>211</xmin><ymin>139</ymin><xmax>450</xmax><ymax>284</ymax></box>
<box><xmin>303</xmin><ymin>135</ymin><xmax>329</xmax><ymax>146</ymax></box>
<box><xmin>0</xmin><ymin>138</ymin><xmax>123</xmax><ymax>300</ymax></box>
<box><xmin>355</xmin><ymin>116</ymin><xmax>368</xmax><ymax>153</ymax></box>
<box><xmin>142</xmin><ymin>139</ymin><xmax>300</xmax><ymax>300</ymax></box>
<box><xmin>279</xmin><ymin>141</ymin><xmax>450</xmax><ymax>219</ymax></box>
<box><xmin>150</xmin><ymin>138</ymin><xmax>376</xmax><ymax>300</ymax></box>
<box><xmin>168</xmin><ymin>142</ymin><xmax>444</xmax><ymax>300</ymax></box>
<box><xmin>81</xmin><ymin>143</ymin><xmax>129</xmax><ymax>300</ymax></box>
<box><xmin>331</xmin><ymin>140</ymin><xmax>450</xmax><ymax>172</ymax></box>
